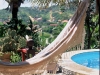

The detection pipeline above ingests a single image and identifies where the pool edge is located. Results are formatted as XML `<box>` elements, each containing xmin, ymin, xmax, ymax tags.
<box><xmin>59</xmin><ymin>49</ymin><xmax>99</xmax><ymax>75</ymax></box>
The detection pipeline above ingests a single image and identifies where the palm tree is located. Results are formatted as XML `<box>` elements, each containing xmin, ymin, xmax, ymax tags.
<box><xmin>5</xmin><ymin>0</ymin><xmax>81</xmax><ymax>20</ymax></box>
<box><xmin>5</xmin><ymin>0</ymin><xmax>99</xmax><ymax>20</ymax></box>
<box><xmin>5</xmin><ymin>0</ymin><xmax>24</xmax><ymax>20</ymax></box>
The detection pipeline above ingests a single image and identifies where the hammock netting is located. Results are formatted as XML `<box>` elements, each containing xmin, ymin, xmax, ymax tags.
<box><xmin>0</xmin><ymin>0</ymin><xmax>89</xmax><ymax>75</ymax></box>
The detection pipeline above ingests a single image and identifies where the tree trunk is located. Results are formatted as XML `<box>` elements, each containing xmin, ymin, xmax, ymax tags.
<box><xmin>10</xmin><ymin>1</ymin><xmax>21</xmax><ymax>30</ymax></box>
<box><xmin>87</xmin><ymin>24</ymin><xmax>91</xmax><ymax>49</ymax></box>
<box><xmin>12</xmin><ymin>6</ymin><xmax>18</xmax><ymax>20</ymax></box>
<box><xmin>85</xmin><ymin>5</ymin><xmax>91</xmax><ymax>49</ymax></box>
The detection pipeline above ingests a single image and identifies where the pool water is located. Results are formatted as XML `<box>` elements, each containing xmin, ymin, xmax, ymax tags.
<box><xmin>71</xmin><ymin>51</ymin><xmax>99</xmax><ymax>70</ymax></box>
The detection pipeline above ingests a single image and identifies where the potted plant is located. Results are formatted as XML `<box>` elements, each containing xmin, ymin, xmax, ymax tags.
<box><xmin>0</xmin><ymin>29</ymin><xmax>27</xmax><ymax>62</ymax></box>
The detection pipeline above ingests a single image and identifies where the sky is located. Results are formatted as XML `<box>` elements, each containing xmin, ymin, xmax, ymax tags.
<box><xmin>0</xmin><ymin>0</ymin><xmax>31</xmax><ymax>10</ymax></box>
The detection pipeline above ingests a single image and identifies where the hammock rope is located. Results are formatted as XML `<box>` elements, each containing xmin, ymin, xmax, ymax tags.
<box><xmin>0</xmin><ymin>0</ymin><xmax>89</xmax><ymax>75</ymax></box>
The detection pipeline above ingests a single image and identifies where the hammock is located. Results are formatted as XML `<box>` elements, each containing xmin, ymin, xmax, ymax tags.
<box><xmin>0</xmin><ymin>0</ymin><xmax>89</xmax><ymax>75</ymax></box>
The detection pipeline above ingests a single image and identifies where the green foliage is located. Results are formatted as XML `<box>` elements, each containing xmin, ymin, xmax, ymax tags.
<box><xmin>6</xmin><ymin>19</ymin><xmax>30</xmax><ymax>36</ymax></box>
<box><xmin>39</xmin><ymin>33</ymin><xmax>47</xmax><ymax>47</ymax></box>
<box><xmin>42</xmin><ymin>32</ymin><xmax>51</xmax><ymax>38</ymax></box>
<box><xmin>85</xmin><ymin>0</ymin><xmax>99</xmax><ymax>49</ymax></box>
<box><xmin>0</xmin><ymin>28</ymin><xmax>27</xmax><ymax>63</ymax></box>
<box><xmin>52</xmin><ymin>23</ymin><xmax>66</xmax><ymax>38</ymax></box>
<box><xmin>31</xmin><ymin>32</ymin><xmax>40</xmax><ymax>47</ymax></box>
<box><xmin>10</xmin><ymin>52</ymin><xmax>21</xmax><ymax>63</ymax></box>
<box><xmin>18</xmin><ymin>37</ymin><xmax>27</xmax><ymax>48</ymax></box>
<box><xmin>0</xmin><ymin>13</ymin><xmax>42</xmax><ymax>62</ymax></box>
<box><xmin>0</xmin><ymin>24</ymin><xmax>6</xmax><ymax>37</ymax></box>
<box><xmin>0</xmin><ymin>22</ymin><xmax>3</xmax><ymax>25</ymax></box>
<box><xmin>0</xmin><ymin>9</ymin><xmax>11</xmax><ymax>21</ymax></box>
<box><xmin>38</xmin><ymin>22</ymin><xmax>66</xmax><ymax>47</ymax></box>
<box><xmin>39</xmin><ymin>32</ymin><xmax>52</xmax><ymax>47</ymax></box>
<box><xmin>0</xmin><ymin>29</ymin><xmax>26</xmax><ymax>52</ymax></box>
<box><xmin>0</xmin><ymin>6</ymin><xmax>74</xmax><ymax>25</ymax></box>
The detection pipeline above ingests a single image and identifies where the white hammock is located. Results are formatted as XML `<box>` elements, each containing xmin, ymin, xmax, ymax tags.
<box><xmin>0</xmin><ymin>0</ymin><xmax>89</xmax><ymax>75</ymax></box>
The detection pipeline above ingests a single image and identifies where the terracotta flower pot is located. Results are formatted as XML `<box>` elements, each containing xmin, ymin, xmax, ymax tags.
<box><xmin>0</xmin><ymin>53</ymin><xmax>11</xmax><ymax>62</ymax></box>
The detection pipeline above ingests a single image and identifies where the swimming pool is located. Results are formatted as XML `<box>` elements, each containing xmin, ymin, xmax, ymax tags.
<box><xmin>71</xmin><ymin>51</ymin><xmax>99</xmax><ymax>70</ymax></box>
